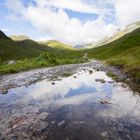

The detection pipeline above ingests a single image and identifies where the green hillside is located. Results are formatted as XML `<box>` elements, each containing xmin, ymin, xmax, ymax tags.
<box><xmin>10</xmin><ymin>35</ymin><xmax>30</xmax><ymax>41</ymax></box>
<box><xmin>87</xmin><ymin>28</ymin><xmax>140</xmax><ymax>84</ymax></box>
<box><xmin>39</xmin><ymin>40</ymin><xmax>76</xmax><ymax>50</ymax></box>
<box><xmin>0</xmin><ymin>31</ymin><xmax>86</xmax><ymax>74</ymax></box>
<box><xmin>0</xmin><ymin>32</ymin><xmax>75</xmax><ymax>61</ymax></box>
<box><xmin>0</xmin><ymin>38</ymin><xmax>40</xmax><ymax>61</ymax></box>
<box><xmin>87</xmin><ymin>21</ymin><xmax>140</xmax><ymax>48</ymax></box>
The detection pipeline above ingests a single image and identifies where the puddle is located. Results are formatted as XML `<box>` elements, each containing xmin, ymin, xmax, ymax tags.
<box><xmin>0</xmin><ymin>69</ymin><xmax>140</xmax><ymax>140</ymax></box>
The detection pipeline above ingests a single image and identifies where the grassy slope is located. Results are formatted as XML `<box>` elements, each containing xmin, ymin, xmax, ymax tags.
<box><xmin>87</xmin><ymin>28</ymin><xmax>140</xmax><ymax>83</ymax></box>
<box><xmin>0</xmin><ymin>39</ymin><xmax>42</xmax><ymax>61</ymax></box>
<box><xmin>87</xmin><ymin>21</ymin><xmax>140</xmax><ymax>48</ymax></box>
<box><xmin>39</xmin><ymin>40</ymin><xmax>76</xmax><ymax>50</ymax></box>
<box><xmin>0</xmin><ymin>35</ymin><xmax>86</xmax><ymax>74</ymax></box>
<box><xmin>10</xmin><ymin>35</ymin><xmax>30</xmax><ymax>41</ymax></box>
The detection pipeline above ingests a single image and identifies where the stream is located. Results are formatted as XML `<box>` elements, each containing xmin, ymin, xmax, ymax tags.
<box><xmin>0</xmin><ymin>60</ymin><xmax>140</xmax><ymax>140</ymax></box>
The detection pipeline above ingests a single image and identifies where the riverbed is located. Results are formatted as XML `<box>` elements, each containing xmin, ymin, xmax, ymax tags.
<box><xmin>0</xmin><ymin>60</ymin><xmax>140</xmax><ymax>140</ymax></box>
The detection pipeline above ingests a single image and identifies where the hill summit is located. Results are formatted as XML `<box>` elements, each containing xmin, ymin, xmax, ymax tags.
<box><xmin>0</xmin><ymin>30</ymin><xmax>10</xmax><ymax>39</ymax></box>
<box><xmin>10</xmin><ymin>35</ymin><xmax>30</xmax><ymax>41</ymax></box>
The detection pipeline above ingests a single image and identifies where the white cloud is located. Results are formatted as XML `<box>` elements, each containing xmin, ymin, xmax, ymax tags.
<box><xmin>115</xmin><ymin>0</ymin><xmax>140</xmax><ymax>26</ymax></box>
<box><xmin>4</xmin><ymin>0</ymin><xmax>140</xmax><ymax>45</ymax></box>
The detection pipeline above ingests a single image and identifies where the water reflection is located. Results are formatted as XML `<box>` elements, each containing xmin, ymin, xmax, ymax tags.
<box><xmin>0</xmin><ymin>69</ymin><xmax>140</xmax><ymax>140</ymax></box>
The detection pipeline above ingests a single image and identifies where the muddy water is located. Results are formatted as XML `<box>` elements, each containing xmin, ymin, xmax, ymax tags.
<box><xmin>0</xmin><ymin>67</ymin><xmax>140</xmax><ymax>140</ymax></box>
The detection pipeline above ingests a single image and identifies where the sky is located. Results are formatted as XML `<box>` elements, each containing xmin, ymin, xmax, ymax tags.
<box><xmin>0</xmin><ymin>0</ymin><xmax>140</xmax><ymax>46</ymax></box>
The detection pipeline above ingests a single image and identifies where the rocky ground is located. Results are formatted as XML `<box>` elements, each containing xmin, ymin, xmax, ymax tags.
<box><xmin>0</xmin><ymin>60</ymin><xmax>126</xmax><ymax>94</ymax></box>
<box><xmin>0</xmin><ymin>60</ymin><xmax>140</xmax><ymax>140</ymax></box>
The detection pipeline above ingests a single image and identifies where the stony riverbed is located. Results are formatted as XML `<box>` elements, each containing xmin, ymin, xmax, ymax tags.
<box><xmin>0</xmin><ymin>60</ymin><xmax>140</xmax><ymax>140</ymax></box>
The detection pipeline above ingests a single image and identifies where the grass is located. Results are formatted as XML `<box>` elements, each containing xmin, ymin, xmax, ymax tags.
<box><xmin>0</xmin><ymin>32</ymin><xmax>87</xmax><ymax>74</ymax></box>
<box><xmin>87</xmin><ymin>28</ymin><xmax>140</xmax><ymax>84</ymax></box>
<box><xmin>1</xmin><ymin>27</ymin><xmax>140</xmax><ymax>87</ymax></box>
<box><xmin>39</xmin><ymin>40</ymin><xmax>76</xmax><ymax>50</ymax></box>
<box><xmin>0</xmin><ymin>50</ymin><xmax>87</xmax><ymax>74</ymax></box>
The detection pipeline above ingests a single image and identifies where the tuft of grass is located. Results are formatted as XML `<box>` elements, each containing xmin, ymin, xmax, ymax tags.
<box><xmin>106</xmin><ymin>71</ymin><xmax>118</xmax><ymax>81</ymax></box>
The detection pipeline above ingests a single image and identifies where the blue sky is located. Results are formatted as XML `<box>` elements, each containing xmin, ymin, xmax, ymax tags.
<box><xmin>0</xmin><ymin>0</ymin><xmax>41</xmax><ymax>39</ymax></box>
<box><xmin>0</xmin><ymin>0</ymin><xmax>140</xmax><ymax>45</ymax></box>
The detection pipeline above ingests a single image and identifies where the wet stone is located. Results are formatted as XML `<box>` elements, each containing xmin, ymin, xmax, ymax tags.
<box><xmin>133</xmin><ymin>131</ymin><xmax>140</xmax><ymax>140</ymax></box>
<box><xmin>95</xmin><ymin>79</ymin><xmax>106</xmax><ymax>83</ymax></box>
<box><xmin>0</xmin><ymin>60</ymin><xmax>140</xmax><ymax>140</ymax></box>
<box><xmin>57</xmin><ymin>120</ymin><xmax>65</xmax><ymax>127</ymax></box>
<box><xmin>73</xmin><ymin>76</ymin><xmax>77</xmax><ymax>79</ymax></box>
<box><xmin>36</xmin><ymin>112</ymin><xmax>48</xmax><ymax>120</ymax></box>
<box><xmin>118</xmin><ymin>123</ymin><xmax>124</xmax><ymax>132</ymax></box>
<box><xmin>33</xmin><ymin>121</ymin><xmax>49</xmax><ymax>133</ymax></box>
<box><xmin>89</xmin><ymin>70</ymin><xmax>93</xmax><ymax>74</ymax></box>
<box><xmin>52</xmin><ymin>82</ymin><xmax>55</xmax><ymax>85</ymax></box>
<box><xmin>100</xmin><ymin>131</ymin><xmax>109</xmax><ymax>138</ymax></box>
<box><xmin>51</xmin><ymin>121</ymin><xmax>56</xmax><ymax>124</ymax></box>
<box><xmin>9</xmin><ymin>116</ymin><xmax>28</xmax><ymax>129</ymax></box>
<box><xmin>100</xmin><ymin>99</ymin><xmax>112</xmax><ymax>105</ymax></box>
<box><xmin>0</xmin><ymin>89</ymin><xmax>8</xmax><ymax>94</ymax></box>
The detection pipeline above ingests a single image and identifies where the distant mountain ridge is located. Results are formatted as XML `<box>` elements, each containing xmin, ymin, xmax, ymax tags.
<box><xmin>83</xmin><ymin>21</ymin><xmax>140</xmax><ymax>48</ymax></box>
<box><xmin>10</xmin><ymin>35</ymin><xmax>30</xmax><ymax>41</ymax></box>
<box><xmin>87</xmin><ymin>27</ymin><xmax>140</xmax><ymax>91</ymax></box>
<box><xmin>39</xmin><ymin>40</ymin><xmax>75</xmax><ymax>50</ymax></box>
<box><xmin>0</xmin><ymin>31</ymin><xmax>75</xmax><ymax>61</ymax></box>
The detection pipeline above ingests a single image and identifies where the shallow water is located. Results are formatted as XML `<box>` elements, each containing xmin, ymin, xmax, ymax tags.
<box><xmin>0</xmin><ymin>68</ymin><xmax>140</xmax><ymax>140</ymax></box>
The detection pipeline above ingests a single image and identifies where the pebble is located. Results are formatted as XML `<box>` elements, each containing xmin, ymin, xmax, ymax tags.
<box><xmin>37</xmin><ymin>112</ymin><xmax>48</xmax><ymax>120</ymax></box>
<box><xmin>52</xmin><ymin>82</ymin><xmax>55</xmax><ymax>85</ymax></box>
<box><xmin>100</xmin><ymin>131</ymin><xmax>108</xmax><ymax>138</ymax></box>
<box><xmin>89</xmin><ymin>70</ymin><xmax>93</xmax><ymax>74</ymax></box>
<box><xmin>57</xmin><ymin>120</ymin><xmax>65</xmax><ymax>127</ymax></box>
<box><xmin>133</xmin><ymin>131</ymin><xmax>140</xmax><ymax>140</ymax></box>
<box><xmin>118</xmin><ymin>123</ymin><xmax>124</xmax><ymax>132</ymax></box>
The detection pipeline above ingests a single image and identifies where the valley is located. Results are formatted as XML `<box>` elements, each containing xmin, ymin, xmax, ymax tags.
<box><xmin>0</xmin><ymin>21</ymin><xmax>140</xmax><ymax>140</ymax></box>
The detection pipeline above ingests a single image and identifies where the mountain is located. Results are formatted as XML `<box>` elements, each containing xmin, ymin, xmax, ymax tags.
<box><xmin>0</xmin><ymin>31</ymin><xmax>76</xmax><ymax>62</ymax></box>
<box><xmin>0</xmin><ymin>31</ymin><xmax>54</xmax><ymax>61</ymax></box>
<box><xmin>87</xmin><ymin>21</ymin><xmax>140</xmax><ymax>48</ymax></box>
<box><xmin>10</xmin><ymin>35</ymin><xmax>30</xmax><ymax>41</ymax></box>
<box><xmin>0</xmin><ymin>31</ymin><xmax>85</xmax><ymax>74</ymax></box>
<box><xmin>0</xmin><ymin>30</ymin><xmax>10</xmax><ymax>39</ymax></box>
<box><xmin>39</xmin><ymin>40</ymin><xmax>75</xmax><ymax>50</ymax></box>
<box><xmin>87</xmin><ymin>27</ymin><xmax>140</xmax><ymax>86</ymax></box>
<box><xmin>74</xmin><ymin>43</ymin><xmax>93</xmax><ymax>49</ymax></box>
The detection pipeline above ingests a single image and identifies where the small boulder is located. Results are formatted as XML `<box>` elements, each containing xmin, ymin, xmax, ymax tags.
<box><xmin>57</xmin><ymin>120</ymin><xmax>65</xmax><ymax>127</ymax></box>
<box><xmin>52</xmin><ymin>82</ymin><xmax>55</xmax><ymax>85</ymax></box>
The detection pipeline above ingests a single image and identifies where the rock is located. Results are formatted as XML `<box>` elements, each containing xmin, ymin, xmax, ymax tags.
<box><xmin>57</xmin><ymin>120</ymin><xmax>65</xmax><ymax>127</ymax></box>
<box><xmin>100</xmin><ymin>131</ymin><xmax>109</xmax><ymax>138</ymax></box>
<box><xmin>66</xmin><ymin>137</ymin><xmax>70</xmax><ymax>140</ymax></box>
<box><xmin>100</xmin><ymin>99</ymin><xmax>112</xmax><ymax>105</ymax></box>
<box><xmin>96</xmin><ymin>69</ymin><xmax>99</xmax><ymax>71</ymax></box>
<box><xmin>133</xmin><ymin>131</ymin><xmax>140</xmax><ymax>140</ymax></box>
<box><xmin>52</xmin><ymin>82</ymin><xmax>55</xmax><ymax>85</ymax></box>
<box><xmin>95</xmin><ymin>79</ymin><xmax>106</xmax><ymax>83</ymax></box>
<box><xmin>9</xmin><ymin>115</ymin><xmax>28</xmax><ymax>129</ymax></box>
<box><xmin>51</xmin><ymin>121</ymin><xmax>56</xmax><ymax>124</ymax></box>
<box><xmin>72</xmin><ymin>121</ymin><xmax>85</xmax><ymax>125</ymax></box>
<box><xmin>121</xmin><ymin>83</ymin><xmax>127</xmax><ymax>88</ymax></box>
<box><xmin>37</xmin><ymin>112</ymin><xmax>48</xmax><ymax>120</ymax></box>
<box><xmin>118</xmin><ymin>123</ymin><xmax>124</xmax><ymax>132</ymax></box>
<box><xmin>126</xmin><ymin>135</ymin><xmax>132</xmax><ymax>140</ymax></box>
<box><xmin>7</xmin><ymin>60</ymin><xmax>16</xmax><ymax>65</ymax></box>
<box><xmin>108</xmin><ymin>81</ymin><xmax>114</xmax><ymax>84</ymax></box>
<box><xmin>89</xmin><ymin>70</ymin><xmax>93</xmax><ymax>74</ymax></box>
<box><xmin>73</xmin><ymin>76</ymin><xmax>77</xmax><ymax>79</ymax></box>
<box><xmin>0</xmin><ymin>89</ymin><xmax>8</xmax><ymax>94</ymax></box>
<box><xmin>33</xmin><ymin>121</ymin><xmax>49</xmax><ymax>132</ymax></box>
